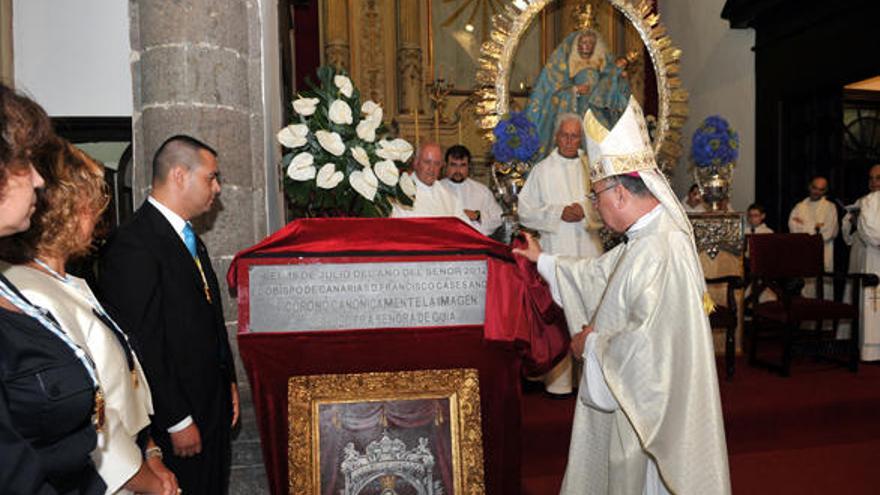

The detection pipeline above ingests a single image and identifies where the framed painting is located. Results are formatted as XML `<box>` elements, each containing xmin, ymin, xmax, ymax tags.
<box><xmin>288</xmin><ymin>369</ymin><xmax>485</xmax><ymax>495</ymax></box>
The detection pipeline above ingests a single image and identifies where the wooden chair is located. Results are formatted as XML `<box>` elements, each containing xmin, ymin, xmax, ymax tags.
<box><xmin>707</xmin><ymin>275</ymin><xmax>744</xmax><ymax>380</ymax></box>
<box><xmin>747</xmin><ymin>233</ymin><xmax>879</xmax><ymax>376</ymax></box>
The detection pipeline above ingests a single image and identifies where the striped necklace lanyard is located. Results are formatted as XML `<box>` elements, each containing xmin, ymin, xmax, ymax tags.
<box><xmin>31</xmin><ymin>258</ymin><xmax>139</xmax><ymax>388</ymax></box>
<box><xmin>0</xmin><ymin>273</ymin><xmax>105</xmax><ymax>430</ymax></box>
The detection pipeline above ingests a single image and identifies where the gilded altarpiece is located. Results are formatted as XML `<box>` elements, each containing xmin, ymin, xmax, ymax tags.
<box><xmin>322</xmin><ymin>0</ymin><xmax>649</xmax><ymax>184</ymax></box>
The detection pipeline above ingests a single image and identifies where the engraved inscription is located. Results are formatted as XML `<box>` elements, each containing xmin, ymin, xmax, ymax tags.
<box><xmin>248</xmin><ymin>260</ymin><xmax>488</xmax><ymax>332</ymax></box>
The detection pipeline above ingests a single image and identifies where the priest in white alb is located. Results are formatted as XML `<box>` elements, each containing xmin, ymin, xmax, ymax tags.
<box><xmin>391</xmin><ymin>142</ymin><xmax>469</xmax><ymax>223</ymax></box>
<box><xmin>514</xmin><ymin>97</ymin><xmax>730</xmax><ymax>494</ymax></box>
<box><xmin>518</xmin><ymin>113</ymin><xmax>604</xmax><ymax>397</ymax></box>
<box><xmin>788</xmin><ymin>176</ymin><xmax>838</xmax><ymax>298</ymax></box>
<box><xmin>842</xmin><ymin>164</ymin><xmax>880</xmax><ymax>360</ymax></box>
<box><xmin>440</xmin><ymin>144</ymin><xmax>503</xmax><ymax>236</ymax></box>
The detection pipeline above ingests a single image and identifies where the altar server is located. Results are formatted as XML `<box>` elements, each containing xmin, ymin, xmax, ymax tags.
<box><xmin>518</xmin><ymin>113</ymin><xmax>603</xmax><ymax>397</ymax></box>
<box><xmin>441</xmin><ymin>144</ymin><xmax>503</xmax><ymax>236</ymax></box>
<box><xmin>392</xmin><ymin>142</ymin><xmax>469</xmax><ymax>223</ymax></box>
<box><xmin>515</xmin><ymin>97</ymin><xmax>730</xmax><ymax>494</ymax></box>
<box><xmin>788</xmin><ymin>176</ymin><xmax>838</xmax><ymax>298</ymax></box>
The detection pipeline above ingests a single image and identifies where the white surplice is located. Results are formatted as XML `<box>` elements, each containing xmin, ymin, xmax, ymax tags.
<box><xmin>441</xmin><ymin>177</ymin><xmax>503</xmax><ymax>236</ymax></box>
<box><xmin>391</xmin><ymin>173</ymin><xmax>470</xmax><ymax>224</ymax></box>
<box><xmin>518</xmin><ymin>148</ymin><xmax>604</xmax><ymax>394</ymax></box>
<box><xmin>518</xmin><ymin>149</ymin><xmax>604</xmax><ymax>258</ymax></box>
<box><xmin>788</xmin><ymin>196</ymin><xmax>839</xmax><ymax>299</ymax></box>
<box><xmin>537</xmin><ymin>207</ymin><xmax>730</xmax><ymax>495</ymax></box>
<box><xmin>788</xmin><ymin>196</ymin><xmax>838</xmax><ymax>270</ymax></box>
<box><xmin>852</xmin><ymin>191</ymin><xmax>880</xmax><ymax>360</ymax></box>
<box><xmin>1</xmin><ymin>263</ymin><xmax>153</xmax><ymax>495</ymax></box>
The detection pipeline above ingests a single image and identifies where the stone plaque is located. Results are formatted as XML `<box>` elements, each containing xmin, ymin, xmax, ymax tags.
<box><xmin>248</xmin><ymin>260</ymin><xmax>488</xmax><ymax>332</ymax></box>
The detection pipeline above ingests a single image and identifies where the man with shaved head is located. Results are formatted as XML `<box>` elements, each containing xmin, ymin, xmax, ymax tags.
<box><xmin>99</xmin><ymin>135</ymin><xmax>239</xmax><ymax>494</ymax></box>
<box><xmin>391</xmin><ymin>142</ymin><xmax>469</xmax><ymax>223</ymax></box>
<box><xmin>788</xmin><ymin>175</ymin><xmax>839</xmax><ymax>299</ymax></box>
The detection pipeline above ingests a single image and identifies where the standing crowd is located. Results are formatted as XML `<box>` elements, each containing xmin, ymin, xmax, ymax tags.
<box><xmin>0</xmin><ymin>84</ymin><xmax>237</xmax><ymax>495</ymax></box>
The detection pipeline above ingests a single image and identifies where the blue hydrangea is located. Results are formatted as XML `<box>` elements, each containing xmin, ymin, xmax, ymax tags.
<box><xmin>492</xmin><ymin>112</ymin><xmax>539</xmax><ymax>163</ymax></box>
<box><xmin>691</xmin><ymin>115</ymin><xmax>739</xmax><ymax>168</ymax></box>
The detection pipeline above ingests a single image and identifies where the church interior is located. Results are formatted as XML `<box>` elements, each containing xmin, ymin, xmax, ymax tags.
<box><xmin>2</xmin><ymin>0</ymin><xmax>880</xmax><ymax>493</ymax></box>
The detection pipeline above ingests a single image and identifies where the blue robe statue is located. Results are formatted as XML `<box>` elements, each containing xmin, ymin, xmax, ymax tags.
<box><xmin>526</xmin><ymin>30</ymin><xmax>632</xmax><ymax>158</ymax></box>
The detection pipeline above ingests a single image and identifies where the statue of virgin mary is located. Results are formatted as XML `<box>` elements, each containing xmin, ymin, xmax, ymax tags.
<box><xmin>526</xmin><ymin>29</ymin><xmax>631</xmax><ymax>158</ymax></box>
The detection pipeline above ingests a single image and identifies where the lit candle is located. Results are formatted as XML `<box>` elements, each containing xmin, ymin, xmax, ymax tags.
<box><xmin>458</xmin><ymin>119</ymin><xmax>462</xmax><ymax>144</ymax></box>
<box><xmin>434</xmin><ymin>108</ymin><xmax>440</xmax><ymax>143</ymax></box>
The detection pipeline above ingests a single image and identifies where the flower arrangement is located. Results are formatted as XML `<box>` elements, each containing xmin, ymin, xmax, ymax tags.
<box><xmin>277</xmin><ymin>66</ymin><xmax>415</xmax><ymax>218</ymax></box>
<box><xmin>491</xmin><ymin>112</ymin><xmax>540</xmax><ymax>163</ymax></box>
<box><xmin>691</xmin><ymin>115</ymin><xmax>739</xmax><ymax>168</ymax></box>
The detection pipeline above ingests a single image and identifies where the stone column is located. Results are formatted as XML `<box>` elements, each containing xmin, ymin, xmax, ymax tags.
<box><xmin>129</xmin><ymin>1</ymin><xmax>274</xmax><ymax>491</ymax></box>
<box><xmin>0</xmin><ymin>0</ymin><xmax>12</xmax><ymax>85</ymax></box>
<box><xmin>324</xmin><ymin>0</ymin><xmax>350</xmax><ymax>71</ymax></box>
<box><xmin>397</xmin><ymin>0</ymin><xmax>422</xmax><ymax>114</ymax></box>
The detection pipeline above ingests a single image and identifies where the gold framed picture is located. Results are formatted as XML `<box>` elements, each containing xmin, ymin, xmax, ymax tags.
<box><xmin>288</xmin><ymin>368</ymin><xmax>485</xmax><ymax>495</ymax></box>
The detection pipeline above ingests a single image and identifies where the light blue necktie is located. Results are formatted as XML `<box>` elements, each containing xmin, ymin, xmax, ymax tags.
<box><xmin>182</xmin><ymin>222</ymin><xmax>198</xmax><ymax>259</ymax></box>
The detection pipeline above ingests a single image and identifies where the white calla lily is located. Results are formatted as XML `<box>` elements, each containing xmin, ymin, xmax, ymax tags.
<box><xmin>328</xmin><ymin>99</ymin><xmax>353</xmax><ymax>125</ymax></box>
<box><xmin>316</xmin><ymin>163</ymin><xmax>344</xmax><ymax>189</ymax></box>
<box><xmin>356</xmin><ymin>119</ymin><xmax>378</xmax><ymax>142</ymax></box>
<box><xmin>374</xmin><ymin>160</ymin><xmax>399</xmax><ymax>186</ymax></box>
<box><xmin>314</xmin><ymin>130</ymin><xmax>345</xmax><ymax>156</ymax></box>
<box><xmin>349</xmin><ymin>168</ymin><xmax>379</xmax><ymax>201</ymax></box>
<box><xmin>286</xmin><ymin>152</ymin><xmax>316</xmax><ymax>181</ymax></box>
<box><xmin>292</xmin><ymin>97</ymin><xmax>319</xmax><ymax>116</ymax></box>
<box><xmin>399</xmin><ymin>172</ymin><xmax>417</xmax><ymax>198</ymax></box>
<box><xmin>351</xmin><ymin>146</ymin><xmax>371</xmax><ymax>168</ymax></box>
<box><xmin>276</xmin><ymin>124</ymin><xmax>309</xmax><ymax>149</ymax></box>
<box><xmin>334</xmin><ymin>75</ymin><xmax>353</xmax><ymax>98</ymax></box>
<box><xmin>361</xmin><ymin>100</ymin><xmax>380</xmax><ymax>116</ymax></box>
<box><xmin>376</xmin><ymin>138</ymin><xmax>414</xmax><ymax>162</ymax></box>
<box><xmin>361</xmin><ymin>100</ymin><xmax>383</xmax><ymax>125</ymax></box>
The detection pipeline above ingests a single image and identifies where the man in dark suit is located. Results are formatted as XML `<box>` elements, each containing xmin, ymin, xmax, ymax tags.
<box><xmin>98</xmin><ymin>135</ymin><xmax>239</xmax><ymax>494</ymax></box>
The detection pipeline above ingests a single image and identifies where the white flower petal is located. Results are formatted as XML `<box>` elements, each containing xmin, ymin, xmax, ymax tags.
<box><xmin>287</xmin><ymin>163</ymin><xmax>316</xmax><ymax>181</ymax></box>
<box><xmin>334</xmin><ymin>75</ymin><xmax>353</xmax><ymax>98</ymax></box>
<box><xmin>356</xmin><ymin>119</ymin><xmax>378</xmax><ymax>142</ymax></box>
<box><xmin>292</xmin><ymin>97</ymin><xmax>319</xmax><ymax>116</ymax></box>
<box><xmin>361</xmin><ymin>100</ymin><xmax>380</xmax><ymax>116</ymax></box>
<box><xmin>376</xmin><ymin>138</ymin><xmax>414</xmax><ymax>162</ymax></box>
<box><xmin>329</xmin><ymin>171</ymin><xmax>344</xmax><ymax>188</ymax></box>
<box><xmin>316</xmin><ymin>163</ymin><xmax>343</xmax><ymax>189</ymax></box>
<box><xmin>350</xmin><ymin>169</ymin><xmax>378</xmax><ymax>201</ymax></box>
<box><xmin>351</xmin><ymin>146</ymin><xmax>371</xmax><ymax>168</ymax></box>
<box><xmin>399</xmin><ymin>172</ymin><xmax>417</xmax><ymax>198</ymax></box>
<box><xmin>276</xmin><ymin>124</ymin><xmax>308</xmax><ymax>149</ymax></box>
<box><xmin>328</xmin><ymin>99</ymin><xmax>353</xmax><ymax>125</ymax></box>
<box><xmin>374</xmin><ymin>160</ymin><xmax>399</xmax><ymax>186</ymax></box>
<box><xmin>291</xmin><ymin>151</ymin><xmax>314</xmax><ymax>168</ymax></box>
<box><xmin>315</xmin><ymin>130</ymin><xmax>345</xmax><ymax>156</ymax></box>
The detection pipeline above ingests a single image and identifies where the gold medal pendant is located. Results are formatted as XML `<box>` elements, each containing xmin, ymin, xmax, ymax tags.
<box><xmin>93</xmin><ymin>388</ymin><xmax>106</xmax><ymax>432</ymax></box>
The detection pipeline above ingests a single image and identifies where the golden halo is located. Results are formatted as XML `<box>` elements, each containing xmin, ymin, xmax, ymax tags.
<box><xmin>475</xmin><ymin>0</ymin><xmax>689</xmax><ymax>171</ymax></box>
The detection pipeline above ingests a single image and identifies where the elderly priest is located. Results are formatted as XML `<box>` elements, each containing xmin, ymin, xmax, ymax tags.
<box><xmin>515</xmin><ymin>97</ymin><xmax>730</xmax><ymax>495</ymax></box>
<box><xmin>392</xmin><ymin>142</ymin><xmax>469</xmax><ymax>223</ymax></box>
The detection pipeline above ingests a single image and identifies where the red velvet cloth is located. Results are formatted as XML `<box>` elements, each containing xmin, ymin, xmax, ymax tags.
<box><xmin>226</xmin><ymin>218</ymin><xmax>568</xmax><ymax>494</ymax></box>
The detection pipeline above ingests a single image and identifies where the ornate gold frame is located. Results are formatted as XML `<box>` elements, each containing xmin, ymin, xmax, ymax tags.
<box><xmin>288</xmin><ymin>368</ymin><xmax>485</xmax><ymax>494</ymax></box>
<box><xmin>475</xmin><ymin>0</ymin><xmax>688</xmax><ymax>170</ymax></box>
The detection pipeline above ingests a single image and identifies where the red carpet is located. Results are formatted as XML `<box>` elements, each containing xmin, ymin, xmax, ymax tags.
<box><xmin>521</xmin><ymin>358</ymin><xmax>880</xmax><ymax>494</ymax></box>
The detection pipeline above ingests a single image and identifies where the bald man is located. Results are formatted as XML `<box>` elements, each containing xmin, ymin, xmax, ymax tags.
<box><xmin>789</xmin><ymin>176</ymin><xmax>839</xmax><ymax>299</ymax></box>
<box><xmin>391</xmin><ymin>142</ymin><xmax>469</xmax><ymax>223</ymax></box>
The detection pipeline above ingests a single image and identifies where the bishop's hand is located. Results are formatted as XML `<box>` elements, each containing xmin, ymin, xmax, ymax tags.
<box><xmin>512</xmin><ymin>232</ymin><xmax>542</xmax><ymax>263</ymax></box>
